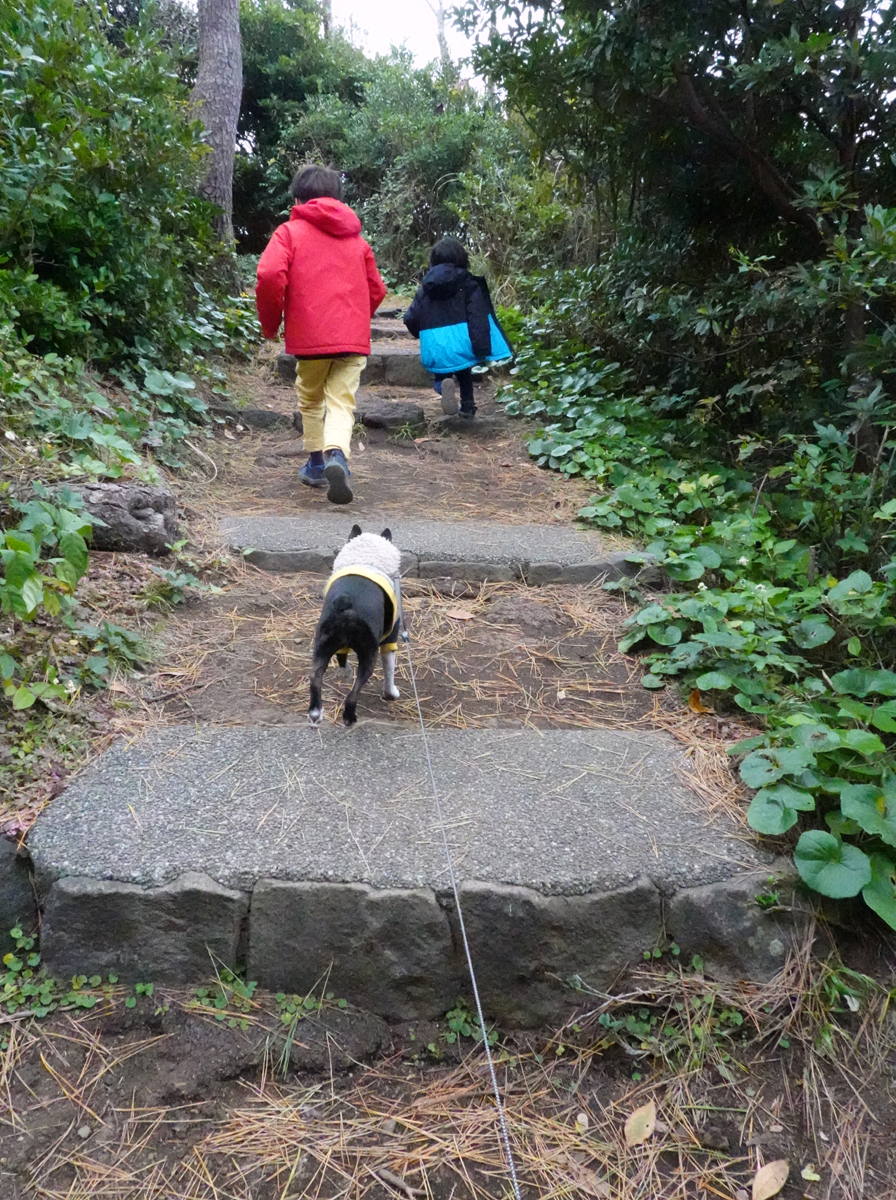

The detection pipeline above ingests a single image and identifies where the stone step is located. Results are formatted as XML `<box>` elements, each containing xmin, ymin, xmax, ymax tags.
<box><xmin>371</xmin><ymin>318</ymin><xmax>408</xmax><ymax>341</ymax></box>
<box><xmin>28</xmin><ymin>725</ymin><xmax>797</xmax><ymax>1025</ymax></box>
<box><xmin>221</xmin><ymin>512</ymin><xmax>650</xmax><ymax>584</ymax></box>
<box><xmin>278</xmin><ymin>348</ymin><xmax>432</xmax><ymax>389</ymax></box>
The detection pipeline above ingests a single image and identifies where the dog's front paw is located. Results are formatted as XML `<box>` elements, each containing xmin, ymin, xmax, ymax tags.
<box><xmin>308</xmin><ymin>707</ymin><xmax>323</xmax><ymax>727</ymax></box>
<box><xmin>342</xmin><ymin>706</ymin><xmax>357</xmax><ymax>727</ymax></box>
<box><xmin>383</xmin><ymin>686</ymin><xmax>400</xmax><ymax>701</ymax></box>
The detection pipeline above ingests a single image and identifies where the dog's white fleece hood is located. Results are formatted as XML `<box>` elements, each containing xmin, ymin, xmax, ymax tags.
<box><xmin>333</xmin><ymin>532</ymin><xmax>401</xmax><ymax>578</ymax></box>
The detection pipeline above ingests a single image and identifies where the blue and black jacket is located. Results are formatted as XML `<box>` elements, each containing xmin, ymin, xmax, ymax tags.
<box><xmin>402</xmin><ymin>265</ymin><xmax>513</xmax><ymax>376</ymax></box>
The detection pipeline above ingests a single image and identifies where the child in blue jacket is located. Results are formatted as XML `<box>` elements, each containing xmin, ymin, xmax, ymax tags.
<box><xmin>403</xmin><ymin>237</ymin><xmax>512</xmax><ymax>419</ymax></box>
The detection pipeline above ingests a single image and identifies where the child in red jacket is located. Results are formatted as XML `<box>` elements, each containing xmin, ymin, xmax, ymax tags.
<box><xmin>255</xmin><ymin>166</ymin><xmax>386</xmax><ymax>504</ymax></box>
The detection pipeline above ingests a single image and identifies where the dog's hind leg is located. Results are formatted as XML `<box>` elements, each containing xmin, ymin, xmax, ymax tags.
<box><xmin>342</xmin><ymin>646</ymin><xmax>378</xmax><ymax>727</ymax></box>
<box><xmin>381</xmin><ymin>649</ymin><xmax>400</xmax><ymax>700</ymax></box>
<box><xmin>308</xmin><ymin>651</ymin><xmax>330</xmax><ymax>726</ymax></box>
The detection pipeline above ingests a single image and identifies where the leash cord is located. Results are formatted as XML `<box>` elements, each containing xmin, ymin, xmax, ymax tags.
<box><xmin>395</xmin><ymin>577</ymin><xmax>524</xmax><ymax>1200</ymax></box>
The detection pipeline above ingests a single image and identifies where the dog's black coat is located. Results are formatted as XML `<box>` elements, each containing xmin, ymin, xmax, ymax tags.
<box><xmin>308</xmin><ymin>525</ymin><xmax>398</xmax><ymax>726</ymax></box>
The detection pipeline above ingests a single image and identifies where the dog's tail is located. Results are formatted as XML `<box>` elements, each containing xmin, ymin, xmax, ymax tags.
<box><xmin>330</xmin><ymin>595</ymin><xmax>354</xmax><ymax>614</ymax></box>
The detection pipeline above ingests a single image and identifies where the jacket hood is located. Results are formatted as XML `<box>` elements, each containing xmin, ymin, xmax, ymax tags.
<box><xmin>422</xmin><ymin>263</ymin><xmax>468</xmax><ymax>297</ymax></box>
<box><xmin>292</xmin><ymin>198</ymin><xmax>362</xmax><ymax>238</ymax></box>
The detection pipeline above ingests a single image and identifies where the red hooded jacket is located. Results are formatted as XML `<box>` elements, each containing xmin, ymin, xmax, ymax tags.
<box><xmin>255</xmin><ymin>199</ymin><xmax>386</xmax><ymax>357</ymax></box>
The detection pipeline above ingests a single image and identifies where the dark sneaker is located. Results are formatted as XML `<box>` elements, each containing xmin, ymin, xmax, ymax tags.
<box><xmin>459</xmin><ymin>406</ymin><xmax>477</xmax><ymax>420</ymax></box>
<box><xmin>440</xmin><ymin>378</ymin><xmax>459</xmax><ymax>415</ymax></box>
<box><xmin>324</xmin><ymin>449</ymin><xmax>353</xmax><ymax>505</ymax></box>
<box><xmin>298</xmin><ymin>459</ymin><xmax>327</xmax><ymax>488</ymax></box>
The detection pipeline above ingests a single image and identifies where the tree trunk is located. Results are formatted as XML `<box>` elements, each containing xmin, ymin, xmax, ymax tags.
<box><xmin>192</xmin><ymin>0</ymin><xmax>242</xmax><ymax>245</ymax></box>
<box><xmin>321</xmin><ymin>0</ymin><xmax>331</xmax><ymax>38</ymax></box>
<box><xmin>423</xmin><ymin>0</ymin><xmax>451</xmax><ymax>75</ymax></box>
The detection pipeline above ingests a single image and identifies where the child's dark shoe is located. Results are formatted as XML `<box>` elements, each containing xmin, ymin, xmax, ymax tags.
<box><xmin>459</xmin><ymin>406</ymin><xmax>477</xmax><ymax>420</ymax></box>
<box><xmin>298</xmin><ymin>459</ymin><xmax>328</xmax><ymax>488</ymax></box>
<box><xmin>440</xmin><ymin>378</ymin><xmax>459</xmax><ymax>415</ymax></box>
<box><xmin>324</xmin><ymin>449</ymin><xmax>353</xmax><ymax>505</ymax></box>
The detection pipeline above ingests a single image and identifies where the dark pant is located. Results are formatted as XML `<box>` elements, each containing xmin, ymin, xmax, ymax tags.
<box><xmin>435</xmin><ymin>368</ymin><xmax>475</xmax><ymax>412</ymax></box>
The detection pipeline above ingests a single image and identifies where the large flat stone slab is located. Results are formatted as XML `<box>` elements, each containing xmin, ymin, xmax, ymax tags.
<box><xmin>29</xmin><ymin>728</ymin><xmax>792</xmax><ymax>1014</ymax></box>
<box><xmin>220</xmin><ymin>513</ymin><xmax>646</xmax><ymax>585</ymax></box>
<box><xmin>31</xmin><ymin>727</ymin><xmax>761</xmax><ymax>896</ymax></box>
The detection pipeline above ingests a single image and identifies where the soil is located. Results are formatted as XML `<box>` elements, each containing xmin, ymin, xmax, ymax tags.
<box><xmin>1</xmin><ymin>965</ymin><xmax>892</xmax><ymax>1199</ymax></box>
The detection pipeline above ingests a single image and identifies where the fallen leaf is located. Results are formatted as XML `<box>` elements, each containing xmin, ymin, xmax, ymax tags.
<box><xmin>736</xmin><ymin>1190</ymin><xmax>750</xmax><ymax>1200</ymax></box>
<box><xmin>499</xmin><ymin>461</ymin><xmax>513</xmax><ymax>467</ymax></box>
<box><xmin>801</xmin><ymin>1164</ymin><xmax>821</xmax><ymax>1182</ymax></box>
<box><xmin>557</xmin><ymin>689</ymin><xmax>567</xmax><ymax>701</ymax></box>
<box><xmin>752</xmin><ymin>1159</ymin><xmax>789</xmax><ymax>1200</ymax></box>
<box><xmin>688</xmin><ymin>688</ymin><xmax>713</xmax><ymax>713</ymax></box>
<box><xmin>444</xmin><ymin>607</ymin><xmax>474</xmax><ymax>621</ymax></box>
<box><xmin>845</xmin><ymin>994</ymin><xmax>860</xmax><ymax>1012</ymax></box>
<box><xmin>574</xmin><ymin>1111</ymin><xmax>588</xmax><ymax>1132</ymax></box>
<box><xmin>624</xmin><ymin>1099</ymin><xmax>656</xmax><ymax>1147</ymax></box>
<box><xmin>560</xmin><ymin>1153</ymin><xmax>611</xmax><ymax>1198</ymax></box>
<box><xmin>223</xmin><ymin>429</ymin><xmax>236</xmax><ymax>440</ymax></box>
<box><xmin>108</xmin><ymin>681</ymin><xmax>129</xmax><ymax>694</ymax></box>
<box><xmin>768</xmin><ymin>1124</ymin><xmax>783</xmax><ymax>1133</ymax></box>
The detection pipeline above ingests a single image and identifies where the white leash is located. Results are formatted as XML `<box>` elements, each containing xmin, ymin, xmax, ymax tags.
<box><xmin>393</xmin><ymin>575</ymin><xmax>524</xmax><ymax>1200</ymax></box>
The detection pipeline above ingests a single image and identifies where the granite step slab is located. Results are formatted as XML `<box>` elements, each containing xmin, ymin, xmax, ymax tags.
<box><xmin>27</xmin><ymin>725</ymin><xmax>804</xmax><ymax>1021</ymax></box>
<box><xmin>220</xmin><ymin>512</ymin><xmax>652</xmax><ymax>585</ymax></box>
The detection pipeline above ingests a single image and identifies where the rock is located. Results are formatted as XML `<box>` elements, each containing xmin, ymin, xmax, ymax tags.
<box><xmin>454</xmin><ymin>878</ymin><xmax>663</xmax><ymax>1027</ymax></box>
<box><xmin>277</xmin><ymin>353</ymin><xmax>297</xmax><ymax>384</ymax></box>
<box><xmin>371</xmin><ymin>320</ymin><xmax>406</xmax><ymax>341</ymax></box>
<box><xmin>207</xmin><ymin>403</ymin><xmax>241</xmax><ymax>424</ymax></box>
<box><xmin>376</xmin><ymin>306</ymin><xmax>403</xmax><ymax>319</ymax></box>
<box><xmin>357</xmin><ymin>397</ymin><xmax>425</xmax><ymax>431</ymax></box>
<box><xmin>65</xmin><ymin>483</ymin><xmax>177</xmax><ymax>556</ymax></box>
<box><xmin>40</xmin><ymin>873</ymin><xmax>248</xmax><ymax>984</ymax></box>
<box><xmin>383</xmin><ymin>355</ymin><xmax>432</xmax><ymax>388</ymax></box>
<box><xmin>418</xmin><ymin>560</ymin><xmax>520</xmax><ymax>583</ymax></box>
<box><xmin>243</xmin><ymin>548</ymin><xmax>334</xmax><ymax>575</ymax></box>
<box><xmin>292</xmin><ymin>411</ymin><xmax>303</xmax><ymax>434</ymax></box>
<box><xmin>0</xmin><ymin>840</ymin><xmax>37</xmax><ymax>953</ymax></box>
<box><xmin>668</xmin><ymin>869</ymin><xmax>812</xmax><ymax>983</ymax></box>
<box><xmin>248</xmin><ymin>881</ymin><xmax>459</xmax><ymax>1019</ymax></box>
<box><xmin>240</xmin><ymin>409</ymin><xmax>290</xmax><ymax>430</ymax></box>
<box><xmin>433</xmin><ymin>415</ymin><xmax>506</xmax><ymax>438</ymax></box>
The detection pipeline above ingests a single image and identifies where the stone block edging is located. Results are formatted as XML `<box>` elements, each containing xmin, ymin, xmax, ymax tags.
<box><xmin>239</xmin><ymin>545</ymin><xmax>655</xmax><ymax>587</ymax></box>
<box><xmin>36</xmin><ymin>868</ymin><xmax>806</xmax><ymax>1026</ymax></box>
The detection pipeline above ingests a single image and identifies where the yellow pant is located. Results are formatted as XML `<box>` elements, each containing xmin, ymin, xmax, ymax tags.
<box><xmin>293</xmin><ymin>356</ymin><xmax>366</xmax><ymax>458</ymax></box>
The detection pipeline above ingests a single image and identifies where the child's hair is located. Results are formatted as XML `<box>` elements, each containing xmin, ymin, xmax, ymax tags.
<box><xmin>429</xmin><ymin>236</ymin><xmax>470</xmax><ymax>270</ymax></box>
<box><xmin>290</xmin><ymin>165</ymin><xmax>343</xmax><ymax>204</ymax></box>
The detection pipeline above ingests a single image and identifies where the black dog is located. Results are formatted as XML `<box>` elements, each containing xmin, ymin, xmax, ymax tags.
<box><xmin>308</xmin><ymin>525</ymin><xmax>402</xmax><ymax>727</ymax></box>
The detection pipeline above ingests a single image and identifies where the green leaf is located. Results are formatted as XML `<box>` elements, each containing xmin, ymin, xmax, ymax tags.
<box><xmin>695</xmin><ymin>670</ymin><xmax>733</xmax><ymax>690</ymax></box>
<box><xmin>12</xmin><ymin>686</ymin><xmax>36</xmax><ymax>711</ymax></box>
<box><xmin>830</xmin><ymin>669</ymin><xmax>896</xmax><ymax>697</ymax></box>
<box><xmin>59</xmin><ymin>532</ymin><xmax>88</xmax><ymax>578</ymax></box>
<box><xmin>641</xmin><ymin>673</ymin><xmax>664</xmax><ymax>689</ymax></box>
<box><xmin>747</xmin><ymin>784</ymin><xmax>816</xmax><ymax>836</ymax></box>
<box><xmin>0</xmin><ymin>654</ymin><xmax>16</xmax><ymax>682</ymax></box>
<box><xmin>870</xmin><ymin>701</ymin><xmax>896</xmax><ymax>734</ymax></box>
<box><xmin>825</xmin><ymin>810</ymin><xmax>861</xmax><ymax>837</ymax></box>
<box><xmin>20</xmin><ymin>574</ymin><xmax>43</xmax><ymax>615</ymax></box>
<box><xmin>740</xmin><ymin>747</ymin><xmax>815</xmax><ymax>788</ymax></box>
<box><xmin>847</xmin><ymin>637</ymin><xmax>862</xmax><ymax>657</ymax></box>
<box><xmin>827</xmin><ymin>571</ymin><xmax>873</xmax><ymax>602</ymax></box>
<box><xmin>841</xmin><ymin>779</ymin><xmax>896</xmax><ymax>848</ymax></box>
<box><xmin>794</xmin><ymin>831</ymin><xmax>871</xmax><ymax>898</ymax></box>
<box><xmin>647</xmin><ymin>622</ymin><xmax>681</xmax><ymax>646</ymax></box>
<box><xmin>840</xmin><ymin>728</ymin><xmax>885</xmax><ymax>756</ymax></box>
<box><xmin>790</xmin><ymin>724</ymin><xmax>840</xmax><ymax>752</ymax></box>
<box><xmin>5</xmin><ymin>552</ymin><xmax>36</xmax><ymax>589</ymax></box>
<box><xmin>791</xmin><ymin>618</ymin><xmax>835</xmax><ymax>649</ymax></box>
<box><xmin>862</xmin><ymin>854</ymin><xmax>896</xmax><ymax>930</ymax></box>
